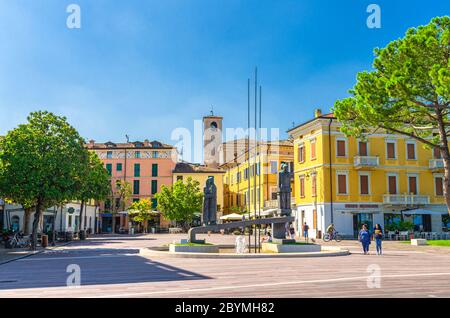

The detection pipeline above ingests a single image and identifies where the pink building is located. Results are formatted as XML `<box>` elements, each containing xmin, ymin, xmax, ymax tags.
<box><xmin>87</xmin><ymin>139</ymin><xmax>177</xmax><ymax>233</ymax></box>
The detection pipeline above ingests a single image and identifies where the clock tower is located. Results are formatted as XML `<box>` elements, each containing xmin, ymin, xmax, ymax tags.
<box><xmin>203</xmin><ymin>112</ymin><xmax>223</xmax><ymax>168</ymax></box>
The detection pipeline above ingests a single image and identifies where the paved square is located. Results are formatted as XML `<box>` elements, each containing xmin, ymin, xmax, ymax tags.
<box><xmin>0</xmin><ymin>234</ymin><xmax>449</xmax><ymax>298</ymax></box>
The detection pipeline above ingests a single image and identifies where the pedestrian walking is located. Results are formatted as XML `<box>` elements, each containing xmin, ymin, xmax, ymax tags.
<box><xmin>373</xmin><ymin>223</ymin><xmax>383</xmax><ymax>255</ymax></box>
<box><xmin>358</xmin><ymin>224</ymin><xmax>371</xmax><ymax>255</ymax></box>
<box><xmin>302</xmin><ymin>222</ymin><xmax>309</xmax><ymax>242</ymax></box>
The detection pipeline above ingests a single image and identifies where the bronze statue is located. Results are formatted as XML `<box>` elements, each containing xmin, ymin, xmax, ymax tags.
<box><xmin>277</xmin><ymin>162</ymin><xmax>292</xmax><ymax>216</ymax></box>
<box><xmin>203</xmin><ymin>176</ymin><xmax>217</xmax><ymax>225</ymax></box>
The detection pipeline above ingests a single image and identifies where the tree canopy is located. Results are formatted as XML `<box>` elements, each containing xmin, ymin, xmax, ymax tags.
<box><xmin>155</xmin><ymin>177</ymin><xmax>203</xmax><ymax>227</ymax></box>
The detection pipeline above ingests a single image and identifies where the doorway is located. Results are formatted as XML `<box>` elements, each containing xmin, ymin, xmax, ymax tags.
<box><xmin>353</xmin><ymin>213</ymin><xmax>373</xmax><ymax>238</ymax></box>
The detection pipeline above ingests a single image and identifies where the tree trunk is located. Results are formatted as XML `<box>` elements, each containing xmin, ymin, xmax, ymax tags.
<box><xmin>79</xmin><ymin>200</ymin><xmax>85</xmax><ymax>233</ymax></box>
<box><xmin>23</xmin><ymin>207</ymin><xmax>33</xmax><ymax>235</ymax></box>
<box><xmin>31</xmin><ymin>200</ymin><xmax>43</xmax><ymax>251</ymax></box>
<box><xmin>112</xmin><ymin>213</ymin><xmax>116</xmax><ymax>234</ymax></box>
<box><xmin>436</xmin><ymin>106</ymin><xmax>450</xmax><ymax>214</ymax></box>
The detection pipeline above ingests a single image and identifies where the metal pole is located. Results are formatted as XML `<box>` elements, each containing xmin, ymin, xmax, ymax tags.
<box><xmin>258</xmin><ymin>85</ymin><xmax>262</xmax><ymax>253</ymax></box>
<box><xmin>247</xmin><ymin>78</ymin><xmax>251</xmax><ymax>252</ymax></box>
<box><xmin>254</xmin><ymin>67</ymin><xmax>258</xmax><ymax>253</ymax></box>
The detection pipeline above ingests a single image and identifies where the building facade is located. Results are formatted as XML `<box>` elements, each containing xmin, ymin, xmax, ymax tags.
<box><xmin>87</xmin><ymin>139</ymin><xmax>177</xmax><ymax>232</ymax></box>
<box><xmin>1</xmin><ymin>202</ymin><xmax>98</xmax><ymax>234</ymax></box>
<box><xmin>288</xmin><ymin>111</ymin><xmax>449</xmax><ymax>238</ymax></box>
<box><xmin>221</xmin><ymin>140</ymin><xmax>294</xmax><ymax>215</ymax></box>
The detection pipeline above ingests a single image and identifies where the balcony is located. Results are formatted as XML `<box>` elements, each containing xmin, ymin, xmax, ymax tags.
<box><xmin>354</xmin><ymin>156</ymin><xmax>379</xmax><ymax>169</ymax></box>
<box><xmin>264</xmin><ymin>198</ymin><xmax>296</xmax><ymax>209</ymax></box>
<box><xmin>429</xmin><ymin>159</ymin><xmax>444</xmax><ymax>171</ymax></box>
<box><xmin>383</xmin><ymin>194</ymin><xmax>430</xmax><ymax>206</ymax></box>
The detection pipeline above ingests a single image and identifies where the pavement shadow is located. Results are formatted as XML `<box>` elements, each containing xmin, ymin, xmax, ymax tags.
<box><xmin>0</xmin><ymin>247</ymin><xmax>210</xmax><ymax>290</ymax></box>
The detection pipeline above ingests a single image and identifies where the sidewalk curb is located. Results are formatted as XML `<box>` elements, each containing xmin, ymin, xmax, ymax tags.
<box><xmin>0</xmin><ymin>241</ymin><xmax>73</xmax><ymax>266</ymax></box>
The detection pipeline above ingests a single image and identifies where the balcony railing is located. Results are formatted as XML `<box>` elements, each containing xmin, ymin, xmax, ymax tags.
<box><xmin>354</xmin><ymin>156</ymin><xmax>379</xmax><ymax>169</ymax></box>
<box><xmin>383</xmin><ymin>194</ymin><xmax>430</xmax><ymax>206</ymax></box>
<box><xmin>429</xmin><ymin>159</ymin><xmax>444</xmax><ymax>171</ymax></box>
<box><xmin>264</xmin><ymin>198</ymin><xmax>296</xmax><ymax>209</ymax></box>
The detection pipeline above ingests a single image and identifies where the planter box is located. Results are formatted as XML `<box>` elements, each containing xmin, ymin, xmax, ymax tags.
<box><xmin>262</xmin><ymin>243</ymin><xmax>321</xmax><ymax>253</ymax></box>
<box><xmin>169</xmin><ymin>244</ymin><xmax>219</xmax><ymax>253</ymax></box>
<box><xmin>411</xmin><ymin>239</ymin><xmax>427</xmax><ymax>246</ymax></box>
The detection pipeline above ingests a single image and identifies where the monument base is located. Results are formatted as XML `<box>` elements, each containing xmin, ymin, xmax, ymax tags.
<box><xmin>272</xmin><ymin>238</ymin><xmax>296</xmax><ymax>244</ymax></box>
<box><xmin>262</xmin><ymin>243</ymin><xmax>321</xmax><ymax>253</ymax></box>
<box><xmin>169</xmin><ymin>244</ymin><xmax>219</xmax><ymax>253</ymax></box>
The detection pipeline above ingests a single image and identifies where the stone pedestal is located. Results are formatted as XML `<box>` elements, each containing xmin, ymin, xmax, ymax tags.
<box><xmin>411</xmin><ymin>239</ymin><xmax>427</xmax><ymax>246</ymax></box>
<box><xmin>262</xmin><ymin>243</ymin><xmax>321</xmax><ymax>253</ymax></box>
<box><xmin>271</xmin><ymin>222</ymin><xmax>295</xmax><ymax>244</ymax></box>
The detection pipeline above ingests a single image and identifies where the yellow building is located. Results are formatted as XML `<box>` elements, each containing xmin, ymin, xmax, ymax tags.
<box><xmin>172</xmin><ymin>162</ymin><xmax>225</xmax><ymax>220</ymax></box>
<box><xmin>288</xmin><ymin>110</ymin><xmax>448</xmax><ymax>238</ymax></box>
<box><xmin>221</xmin><ymin>140</ymin><xmax>294</xmax><ymax>215</ymax></box>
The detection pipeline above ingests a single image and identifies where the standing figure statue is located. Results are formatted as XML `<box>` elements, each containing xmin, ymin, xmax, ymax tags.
<box><xmin>277</xmin><ymin>162</ymin><xmax>293</xmax><ymax>217</ymax></box>
<box><xmin>203</xmin><ymin>176</ymin><xmax>217</xmax><ymax>225</ymax></box>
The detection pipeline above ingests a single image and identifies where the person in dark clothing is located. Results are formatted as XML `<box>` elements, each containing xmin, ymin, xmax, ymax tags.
<box><xmin>358</xmin><ymin>224</ymin><xmax>371</xmax><ymax>255</ymax></box>
<box><xmin>373</xmin><ymin>224</ymin><xmax>383</xmax><ymax>255</ymax></box>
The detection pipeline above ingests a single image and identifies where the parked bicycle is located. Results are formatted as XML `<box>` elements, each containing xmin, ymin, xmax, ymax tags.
<box><xmin>323</xmin><ymin>230</ymin><xmax>342</xmax><ymax>242</ymax></box>
<box><xmin>8</xmin><ymin>232</ymin><xmax>32</xmax><ymax>249</ymax></box>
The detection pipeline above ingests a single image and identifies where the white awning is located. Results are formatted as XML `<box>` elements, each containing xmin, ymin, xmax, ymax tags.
<box><xmin>220</xmin><ymin>213</ymin><xmax>246</xmax><ymax>221</ymax></box>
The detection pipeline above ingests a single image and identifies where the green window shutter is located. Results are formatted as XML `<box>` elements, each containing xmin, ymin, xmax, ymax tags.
<box><xmin>116</xmin><ymin>163</ymin><xmax>122</xmax><ymax>171</ymax></box>
<box><xmin>152</xmin><ymin>164</ymin><xmax>158</xmax><ymax>177</ymax></box>
<box><xmin>133</xmin><ymin>180</ymin><xmax>140</xmax><ymax>195</ymax></box>
<box><xmin>151</xmin><ymin>180</ymin><xmax>158</xmax><ymax>194</ymax></box>
<box><xmin>151</xmin><ymin>198</ymin><xmax>157</xmax><ymax>209</ymax></box>
<box><xmin>134</xmin><ymin>164</ymin><xmax>140</xmax><ymax>177</ymax></box>
<box><xmin>106</xmin><ymin>164</ymin><xmax>112</xmax><ymax>176</ymax></box>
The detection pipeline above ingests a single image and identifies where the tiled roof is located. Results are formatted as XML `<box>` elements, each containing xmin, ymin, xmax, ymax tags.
<box><xmin>87</xmin><ymin>140</ymin><xmax>174</xmax><ymax>149</ymax></box>
<box><xmin>173</xmin><ymin>162</ymin><xmax>225</xmax><ymax>174</ymax></box>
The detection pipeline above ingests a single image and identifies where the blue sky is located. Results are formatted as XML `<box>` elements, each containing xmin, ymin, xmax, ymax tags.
<box><xmin>1</xmin><ymin>0</ymin><xmax>449</xmax><ymax>149</ymax></box>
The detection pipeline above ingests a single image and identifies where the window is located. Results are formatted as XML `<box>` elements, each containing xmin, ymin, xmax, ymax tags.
<box><xmin>244</xmin><ymin>168</ymin><xmax>249</xmax><ymax>180</ymax></box>
<box><xmin>135</xmin><ymin>151</ymin><xmax>141</xmax><ymax>159</ymax></box>
<box><xmin>107</xmin><ymin>151</ymin><xmax>113</xmax><ymax>159</ymax></box>
<box><xmin>115</xmin><ymin>198</ymin><xmax>120</xmax><ymax>208</ymax></box>
<box><xmin>311</xmin><ymin>174</ymin><xmax>317</xmax><ymax>197</ymax></box>
<box><xmin>116</xmin><ymin>163</ymin><xmax>122</xmax><ymax>172</ymax></box>
<box><xmin>151</xmin><ymin>180</ymin><xmax>158</xmax><ymax>194</ymax></box>
<box><xmin>310</xmin><ymin>140</ymin><xmax>316</xmax><ymax>160</ymax></box>
<box><xmin>151</xmin><ymin>198</ymin><xmax>158</xmax><ymax>209</ymax></box>
<box><xmin>134</xmin><ymin>163</ymin><xmax>140</xmax><ymax>177</ymax></box>
<box><xmin>106</xmin><ymin>164</ymin><xmax>112</xmax><ymax>176</ymax></box>
<box><xmin>132</xmin><ymin>198</ymin><xmax>139</xmax><ymax>203</ymax></box>
<box><xmin>68</xmin><ymin>215</ymin><xmax>72</xmax><ymax>227</ymax></box>
<box><xmin>337</xmin><ymin>174</ymin><xmax>347</xmax><ymax>194</ymax></box>
<box><xmin>298</xmin><ymin>144</ymin><xmax>305</xmax><ymax>163</ymax></box>
<box><xmin>386</xmin><ymin>142</ymin><xmax>396</xmax><ymax>159</ymax></box>
<box><xmin>152</xmin><ymin>164</ymin><xmax>158</xmax><ymax>177</ymax></box>
<box><xmin>104</xmin><ymin>199</ymin><xmax>111</xmax><ymax>210</ymax></box>
<box><xmin>153</xmin><ymin>151</ymin><xmax>158</xmax><ymax>158</ymax></box>
<box><xmin>270</xmin><ymin>161</ymin><xmax>278</xmax><ymax>174</ymax></box>
<box><xmin>133</xmin><ymin>180</ymin><xmax>140</xmax><ymax>195</ymax></box>
<box><xmin>407</xmin><ymin>143</ymin><xmax>416</xmax><ymax>160</ymax></box>
<box><xmin>360</xmin><ymin>174</ymin><xmax>369</xmax><ymax>195</ymax></box>
<box><xmin>299</xmin><ymin>176</ymin><xmax>305</xmax><ymax>198</ymax></box>
<box><xmin>176</xmin><ymin>176</ymin><xmax>183</xmax><ymax>182</ymax></box>
<box><xmin>435</xmin><ymin>177</ymin><xmax>444</xmax><ymax>196</ymax></box>
<box><xmin>408</xmin><ymin>176</ymin><xmax>418</xmax><ymax>194</ymax></box>
<box><xmin>388</xmin><ymin>175</ymin><xmax>397</xmax><ymax>195</ymax></box>
<box><xmin>336</xmin><ymin>140</ymin><xmax>346</xmax><ymax>157</ymax></box>
<box><xmin>358</xmin><ymin>142</ymin><xmax>368</xmax><ymax>156</ymax></box>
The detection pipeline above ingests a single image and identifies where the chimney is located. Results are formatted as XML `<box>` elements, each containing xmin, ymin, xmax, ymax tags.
<box><xmin>88</xmin><ymin>139</ymin><xmax>95</xmax><ymax>148</ymax></box>
<box><xmin>314</xmin><ymin>109</ymin><xmax>322</xmax><ymax>118</ymax></box>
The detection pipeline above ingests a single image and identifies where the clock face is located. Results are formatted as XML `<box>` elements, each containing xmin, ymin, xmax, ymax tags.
<box><xmin>210</xmin><ymin>121</ymin><xmax>218</xmax><ymax>129</ymax></box>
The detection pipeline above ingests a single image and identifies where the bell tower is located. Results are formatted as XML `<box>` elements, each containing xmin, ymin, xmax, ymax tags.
<box><xmin>203</xmin><ymin>111</ymin><xmax>223</xmax><ymax>168</ymax></box>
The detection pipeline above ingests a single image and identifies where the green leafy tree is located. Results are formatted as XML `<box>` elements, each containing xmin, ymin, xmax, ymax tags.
<box><xmin>0</xmin><ymin>111</ymin><xmax>87</xmax><ymax>250</ymax></box>
<box><xmin>155</xmin><ymin>177</ymin><xmax>203</xmax><ymax>230</ymax></box>
<box><xmin>111</xmin><ymin>180</ymin><xmax>132</xmax><ymax>233</ymax></box>
<box><xmin>128</xmin><ymin>199</ymin><xmax>156</xmax><ymax>233</ymax></box>
<box><xmin>77</xmin><ymin>151</ymin><xmax>111</xmax><ymax>235</ymax></box>
<box><xmin>333</xmin><ymin>16</ymin><xmax>450</xmax><ymax>213</ymax></box>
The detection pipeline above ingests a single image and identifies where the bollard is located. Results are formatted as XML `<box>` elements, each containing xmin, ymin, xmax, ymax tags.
<box><xmin>41</xmin><ymin>234</ymin><xmax>48</xmax><ymax>248</ymax></box>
